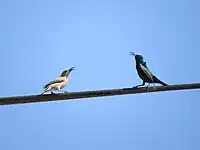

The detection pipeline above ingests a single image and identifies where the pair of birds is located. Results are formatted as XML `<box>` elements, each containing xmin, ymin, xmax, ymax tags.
<box><xmin>41</xmin><ymin>53</ymin><xmax>167</xmax><ymax>94</ymax></box>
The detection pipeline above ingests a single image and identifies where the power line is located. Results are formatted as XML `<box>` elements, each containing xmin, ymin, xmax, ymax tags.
<box><xmin>0</xmin><ymin>83</ymin><xmax>199</xmax><ymax>106</ymax></box>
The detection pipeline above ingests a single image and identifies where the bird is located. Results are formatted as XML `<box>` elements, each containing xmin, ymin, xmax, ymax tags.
<box><xmin>41</xmin><ymin>67</ymin><xmax>75</xmax><ymax>95</ymax></box>
<box><xmin>130</xmin><ymin>52</ymin><xmax>168</xmax><ymax>88</ymax></box>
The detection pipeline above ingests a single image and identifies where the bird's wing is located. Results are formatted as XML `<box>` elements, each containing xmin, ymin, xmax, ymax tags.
<box><xmin>141</xmin><ymin>61</ymin><xmax>152</xmax><ymax>74</ymax></box>
<box><xmin>143</xmin><ymin>62</ymin><xmax>147</xmax><ymax>68</ymax></box>
<box><xmin>43</xmin><ymin>77</ymin><xmax>65</xmax><ymax>89</ymax></box>
<box><xmin>140</xmin><ymin>63</ymin><xmax>154</xmax><ymax>82</ymax></box>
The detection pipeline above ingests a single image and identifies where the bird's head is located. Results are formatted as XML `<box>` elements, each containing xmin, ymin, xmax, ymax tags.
<box><xmin>60</xmin><ymin>67</ymin><xmax>75</xmax><ymax>77</ymax></box>
<box><xmin>130</xmin><ymin>52</ymin><xmax>144</xmax><ymax>63</ymax></box>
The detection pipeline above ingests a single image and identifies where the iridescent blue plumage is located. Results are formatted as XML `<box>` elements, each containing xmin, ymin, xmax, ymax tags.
<box><xmin>130</xmin><ymin>52</ymin><xmax>168</xmax><ymax>87</ymax></box>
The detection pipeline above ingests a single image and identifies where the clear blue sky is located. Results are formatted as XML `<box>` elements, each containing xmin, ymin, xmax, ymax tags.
<box><xmin>0</xmin><ymin>0</ymin><xmax>199</xmax><ymax>149</ymax></box>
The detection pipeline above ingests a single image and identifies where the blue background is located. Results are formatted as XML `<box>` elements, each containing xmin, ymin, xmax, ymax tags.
<box><xmin>0</xmin><ymin>0</ymin><xmax>199</xmax><ymax>149</ymax></box>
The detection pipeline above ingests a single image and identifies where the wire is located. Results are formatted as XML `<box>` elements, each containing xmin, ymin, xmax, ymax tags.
<box><xmin>0</xmin><ymin>83</ymin><xmax>199</xmax><ymax>106</ymax></box>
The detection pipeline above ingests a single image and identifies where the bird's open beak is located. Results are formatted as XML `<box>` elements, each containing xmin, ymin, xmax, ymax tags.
<box><xmin>129</xmin><ymin>52</ymin><xmax>136</xmax><ymax>56</ymax></box>
<box><xmin>69</xmin><ymin>67</ymin><xmax>75</xmax><ymax>71</ymax></box>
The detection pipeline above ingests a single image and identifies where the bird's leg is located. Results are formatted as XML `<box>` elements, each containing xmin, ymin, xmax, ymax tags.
<box><xmin>152</xmin><ymin>83</ymin><xmax>156</xmax><ymax>90</ymax></box>
<box><xmin>51</xmin><ymin>91</ymin><xmax>56</xmax><ymax>94</ymax></box>
<box><xmin>146</xmin><ymin>83</ymin><xmax>151</xmax><ymax>91</ymax></box>
<box><xmin>57</xmin><ymin>87</ymin><xmax>68</xmax><ymax>94</ymax></box>
<box><xmin>134</xmin><ymin>81</ymin><xmax>145</xmax><ymax>88</ymax></box>
<box><xmin>59</xmin><ymin>90</ymin><xmax>68</xmax><ymax>94</ymax></box>
<box><xmin>146</xmin><ymin>83</ymin><xmax>156</xmax><ymax>91</ymax></box>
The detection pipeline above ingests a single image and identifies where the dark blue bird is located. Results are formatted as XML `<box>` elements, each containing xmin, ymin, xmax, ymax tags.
<box><xmin>130</xmin><ymin>52</ymin><xmax>168</xmax><ymax>88</ymax></box>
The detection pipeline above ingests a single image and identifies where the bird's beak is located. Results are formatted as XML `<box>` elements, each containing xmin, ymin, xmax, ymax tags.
<box><xmin>69</xmin><ymin>67</ymin><xmax>75</xmax><ymax>71</ymax></box>
<box><xmin>129</xmin><ymin>52</ymin><xmax>136</xmax><ymax>56</ymax></box>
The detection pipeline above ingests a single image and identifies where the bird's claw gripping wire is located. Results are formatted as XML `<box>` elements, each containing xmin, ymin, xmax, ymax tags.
<box><xmin>64</xmin><ymin>91</ymin><xmax>68</xmax><ymax>94</ymax></box>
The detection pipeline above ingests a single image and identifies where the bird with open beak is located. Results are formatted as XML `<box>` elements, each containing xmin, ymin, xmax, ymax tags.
<box><xmin>130</xmin><ymin>52</ymin><xmax>168</xmax><ymax>89</ymax></box>
<box><xmin>41</xmin><ymin>67</ymin><xmax>75</xmax><ymax>94</ymax></box>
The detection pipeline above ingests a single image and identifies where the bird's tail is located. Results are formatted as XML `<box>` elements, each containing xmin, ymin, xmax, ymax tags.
<box><xmin>153</xmin><ymin>76</ymin><xmax>168</xmax><ymax>86</ymax></box>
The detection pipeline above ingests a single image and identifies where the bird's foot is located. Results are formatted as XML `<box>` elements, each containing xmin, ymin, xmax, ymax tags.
<box><xmin>64</xmin><ymin>91</ymin><xmax>68</xmax><ymax>94</ymax></box>
<box><xmin>152</xmin><ymin>83</ymin><xmax>156</xmax><ymax>90</ymax></box>
<box><xmin>146</xmin><ymin>86</ymin><xmax>150</xmax><ymax>91</ymax></box>
<box><xmin>146</xmin><ymin>83</ymin><xmax>152</xmax><ymax>91</ymax></box>
<box><xmin>146</xmin><ymin>85</ymin><xmax>156</xmax><ymax>91</ymax></box>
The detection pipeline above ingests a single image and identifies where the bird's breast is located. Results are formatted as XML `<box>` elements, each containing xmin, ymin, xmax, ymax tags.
<box><xmin>60</xmin><ymin>79</ymin><xmax>68</xmax><ymax>89</ymax></box>
<box><xmin>136</xmin><ymin>65</ymin><xmax>144</xmax><ymax>77</ymax></box>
